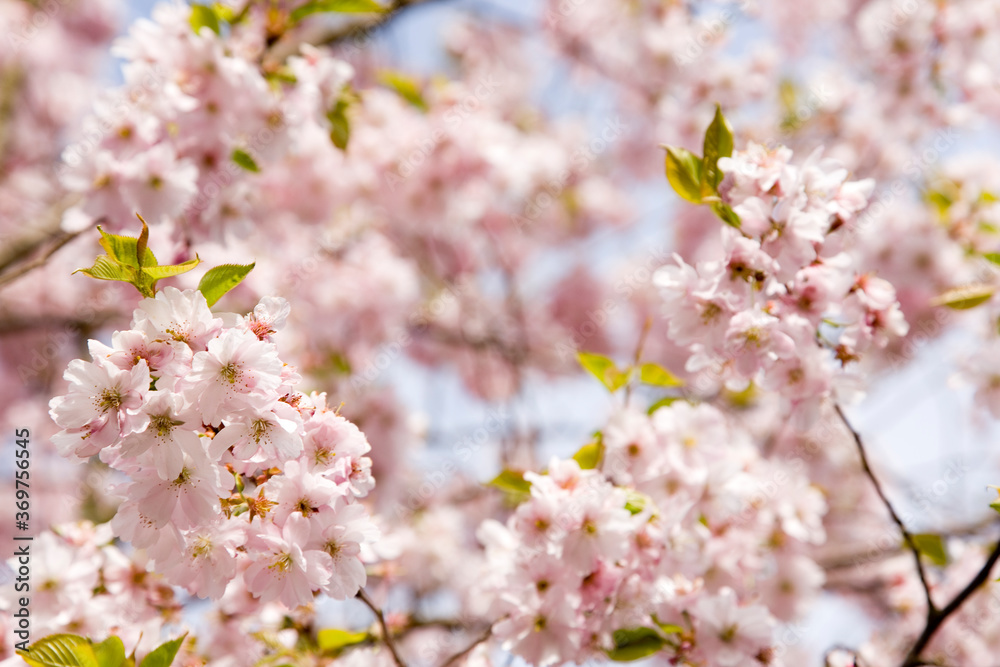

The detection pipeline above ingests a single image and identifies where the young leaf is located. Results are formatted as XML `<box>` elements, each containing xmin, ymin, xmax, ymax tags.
<box><xmin>377</xmin><ymin>70</ymin><xmax>428</xmax><ymax>111</ymax></box>
<box><xmin>983</xmin><ymin>252</ymin><xmax>1000</xmax><ymax>265</ymax></box>
<box><xmin>291</xmin><ymin>0</ymin><xmax>386</xmax><ymax>22</ymax></box>
<box><xmin>578</xmin><ymin>352</ymin><xmax>630</xmax><ymax>392</ymax></box>
<box><xmin>930</xmin><ymin>284</ymin><xmax>995</xmax><ymax>310</ymax></box>
<box><xmin>663</xmin><ymin>146</ymin><xmax>703</xmax><ymax>204</ymax></box>
<box><xmin>710</xmin><ymin>200</ymin><xmax>741</xmax><ymax>228</ymax></box>
<box><xmin>487</xmin><ymin>469</ymin><xmax>531</xmax><ymax>496</ymax></box>
<box><xmin>317</xmin><ymin>629</ymin><xmax>368</xmax><ymax>653</ymax></box>
<box><xmin>92</xmin><ymin>637</ymin><xmax>126</xmax><ymax>667</ymax></box>
<box><xmin>97</xmin><ymin>226</ymin><xmax>157</xmax><ymax>269</ymax></box>
<box><xmin>197</xmin><ymin>263</ymin><xmax>255</xmax><ymax>307</ymax></box>
<box><xmin>17</xmin><ymin>634</ymin><xmax>96</xmax><ymax>667</ymax></box>
<box><xmin>137</xmin><ymin>634</ymin><xmax>186</xmax><ymax>667</ymax></box>
<box><xmin>605</xmin><ymin>627</ymin><xmax>666</xmax><ymax>662</ymax></box>
<box><xmin>140</xmin><ymin>256</ymin><xmax>201</xmax><ymax>282</ymax></box>
<box><xmin>912</xmin><ymin>533</ymin><xmax>949</xmax><ymax>567</ymax></box>
<box><xmin>231</xmin><ymin>148</ymin><xmax>260</xmax><ymax>173</ymax></box>
<box><xmin>189</xmin><ymin>4</ymin><xmax>221</xmax><ymax>34</ymax></box>
<box><xmin>647</xmin><ymin>396</ymin><xmax>681</xmax><ymax>415</ymax></box>
<box><xmin>624</xmin><ymin>489</ymin><xmax>650</xmax><ymax>515</ymax></box>
<box><xmin>572</xmin><ymin>438</ymin><xmax>603</xmax><ymax>470</ymax></box>
<box><xmin>74</xmin><ymin>255</ymin><xmax>138</xmax><ymax>285</ymax></box>
<box><xmin>701</xmin><ymin>104</ymin><xmax>734</xmax><ymax>197</ymax></box>
<box><xmin>327</xmin><ymin>97</ymin><xmax>352</xmax><ymax>150</ymax></box>
<box><xmin>639</xmin><ymin>362</ymin><xmax>683</xmax><ymax>387</ymax></box>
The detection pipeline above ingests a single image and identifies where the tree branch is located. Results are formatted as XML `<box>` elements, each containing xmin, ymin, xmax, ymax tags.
<box><xmin>438</xmin><ymin>622</ymin><xmax>494</xmax><ymax>667</ymax></box>
<box><xmin>265</xmin><ymin>0</ymin><xmax>445</xmax><ymax>64</ymax></box>
<box><xmin>834</xmin><ymin>403</ymin><xmax>938</xmax><ymax>618</ymax></box>
<box><xmin>357</xmin><ymin>587</ymin><xmax>408</xmax><ymax>667</ymax></box>
<box><xmin>902</xmin><ymin>536</ymin><xmax>1000</xmax><ymax>666</ymax></box>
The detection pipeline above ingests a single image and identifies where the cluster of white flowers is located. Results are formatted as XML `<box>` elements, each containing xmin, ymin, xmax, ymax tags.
<box><xmin>49</xmin><ymin>287</ymin><xmax>377</xmax><ymax>606</ymax></box>
<box><xmin>656</xmin><ymin>143</ymin><xmax>909</xmax><ymax>424</ymax></box>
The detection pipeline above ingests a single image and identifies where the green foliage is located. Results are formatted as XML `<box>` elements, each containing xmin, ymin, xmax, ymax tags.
<box><xmin>605</xmin><ymin>627</ymin><xmax>666</xmax><ymax>661</ymax></box>
<box><xmin>663</xmin><ymin>146</ymin><xmax>703</xmax><ymax>204</ymax></box>
<box><xmin>572</xmin><ymin>434</ymin><xmax>603</xmax><ymax>470</ymax></box>
<box><xmin>912</xmin><ymin>533</ymin><xmax>949</xmax><ymax>567</ymax></box>
<box><xmin>17</xmin><ymin>634</ymin><xmax>96</xmax><ymax>667</ymax></box>
<box><xmin>577</xmin><ymin>352</ymin><xmax>631</xmax><ymax>392</ymax></box>
<box><xmin>137</xmin><ymin>634</ymin><xmax>186</xmax><ymax>667</ymax></box>
<box><xmin>316</xmin><ymin>629</ymin><xmax>368</xmax><ymax>653</ymax></box>
<box><xmin>17</xmin><ymin>634</ymin><xmax>183</xmax><ymax>667</ymax></box>
<box><xmin>931</xmin><ymin>283</ymin><xmax>995</xmax><ymax>310</ymax></box>
<box><xmin>638</xmin><ymin>362</ymin><xmax>683</xmax><ymax>387</ymax></box>
<box><xmin>291</xmin><ymin>0</ymin><xmax>386</xmax><ymax>22</ymax></box>
<box><xmin>74</xmin><ymin>217</ymin><xmax>256</xmax><ymax>306</ymax></box>
<box><xmin>701</xmin><ymin>104</ymin><xmax>734</xmax><ymax>198</ymax></box>
<box><xmin>231</xmin><ymin>148</ymin><xmax>260</xmax><ymax>173</ymax></box>
<box><xmin>376</xmin><ymin>70</ymin><xmax>428</xmax><ymax>111</ymax></box>
<box><xmin>487</xmin><ymin>469</ymin><xmax>531</xmax><ymax>504</ymax></box>
<box><xmin>647</xmin><ymin>396</ymin><xmax>681</xmax><ymax>414</ymax></box>
<box><xmin>197</xmin><ymin>263</ymin><xmax>256</xmax><ymax>307</ymax></box>
<box><xmin>624</xmin><ymin>490</ymin><xmax>649</xmax><ymax>515</ymax></box>
<box><xmin>91</xmin><ymin>637</ymin><xmax>126</xmax><ymax>667</ymax></box>
<box><xmin>74</xmin><ymin>216</ymin><xmax>200</xmax><ymax>298</ymax></box>
<box><xmin>662</xmin><ymin>106</ymin><xmax>741</xmax><ymax>228</ymax></box>
<box><xmin>327</xmin><ymin>91</ymin><xmax>356</xmax><ymax>150</ymax></box>
<box><xmin>189</xmin><ymin>4</ymin><xmax>221</xmax><ymax>34</ymax></box>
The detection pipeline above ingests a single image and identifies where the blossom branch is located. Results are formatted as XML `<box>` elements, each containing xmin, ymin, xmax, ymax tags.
<box><xmin>357</xmin><ymin>587</ymin><xmax>408</xmax><ymax>667</ymax></box>
<box><xmin>834</xmin><ymin>403</ymin><xmax>938</xmax><ymax>617</ymax></box>
<box><xmin>902</xmin><ymin>536</ymin><xmax>1000</xmax><ymax>666</ymax></box>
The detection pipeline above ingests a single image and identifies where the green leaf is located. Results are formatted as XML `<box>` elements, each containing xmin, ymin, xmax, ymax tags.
<box><xmin>197</xmin><ymin>262</ymin><xmax>255</xmax><ymax>307</ymax></box>
<box><xmin>639</xmin><ymin>362</ymin><xmax>683</xmax><ymax>388</ymax></box>
<box><xmin>317</xmin><ymin>629</ymin><xmax>368</xmax><ymax>653</ymax></box>
<box><xmin>624</xmin><ymin>490</ymin><xmax>649</xmax><ymax>515</ymax></box>
<box><xmin>572</xmin><ymin>438</ymin><xmax>603</xmax><ymax>470</ymax></box>
<box><xmin>189</xmin><ymin>4</ymin><xmax>221</xmax><ymax>34</ymax></box>
<box><xmin>701</xmin><ymin>104</ymin><xmax>734</xmax><ymax>198</ymax></box>
<box><xmin>377</xmin><ymin>70</ymin><xmax>428</xmax><ymax>111</ymax></box>
<box><xmin>291</xmin><ymin>0</ymin><xmax>386</xmax><ymax>22</ymax></box>
<box><xmin>605</xmin><ymin>627</ymin><xmax>666</xmax><ymax>662</ymax></box>
<box><xmin>138</xmin><ymin>634</ymin><xmax>186</xmax><ymax>667</ymax></box>
<box><xmin>73</xmin><ymin>255</ymin><xmax>138</xmax><ymax>284</ymax></box>
<box><xmin>710</xmin><ymin>200</ymin><xmax>742</xmax><ymax>228</ymax></box>
<box><xmin>912</xmin><ymin>533</ymin><xmax>949</xmax><ymax>567</ymax></box>
<box><xmin>211</xmin><ymin>2</ymin><xmax>237</xmax><ymax>22</ymax></box>
<box><xmin>17</xmin><ymin>634</ymin><xmax>96</xmax><ymax>667</ymax></box>
<box><xmin>487</xmin><ymin>469</ymin><xmax>531</xmax><ymax>496</ymax></box>
<box><xmin>92</xmin><ymin>637</ymin><xmax>126</xmax><ymax>667</ymax></box>
<box><xmin>140</xmin><ymin>256</ymin><xmax>201</xmax><ymax>281</ymax></box>
<box><xmin>983</xmin><ymin>253</ymin><xmax>1000</xmax><ymax>265</ymax></box>
<box><xmin>327</xmin><ymin>98</ymin><xmax>352</xmax><ymax>150</ymax></box>
<box><xmin>97</xmin><ymin>226</ymin><xmax>157</xmax><ymax>269</ymax></box>
<box><xmin>231</xmin><ymin>149</ymin><xmax>260</xmax><ymax>173</ymax></box>
<box><xmin>647</xmin><ymin>396</ymin><xmax>680</xmax><ymax>415</ymax></box>
<box><xmin>663</xmin><ymin>146</ymin><xmax>703</xmax><ymax>204</ymax></box>
<box><xmin>577</xmin><ymin>352</ymin><xmax>630</xmax><ymax>392</ymax></box>
<box><xmin>930</xmin><ymin>284</ymin><xmax>995</xmax><ymax>310</ymax></box>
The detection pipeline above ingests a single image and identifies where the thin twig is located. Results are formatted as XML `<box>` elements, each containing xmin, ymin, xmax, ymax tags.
<box><xmin>834</xmin><ymin>403</ymin><xmax>938</xmax><ymax>618</ymax></box>
<box><xmin>0</xmin><ymin>226</ymin><xmax>87</xmax><ymax>290</ymax></box>
<box><xmin>902</xmin><ymin>537</ymin><xmax>1000</xmax><ymax>666</ymax></box>
<box><xmin>357</xmin><ymin>588</ymin><xmax>407</xmax><ymax>667</ymax></box>
<box><xmin>438</xmin><ymin>623</ymin><xmax>494</xmax><ymax>667</ymax></box>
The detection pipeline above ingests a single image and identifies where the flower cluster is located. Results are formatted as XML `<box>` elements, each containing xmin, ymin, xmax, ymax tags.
<box><xmin>656</xmin><ymin>142</ymin><xmax>908</xmax><ymax>424</ymax></box>
<box><xmin>49</xmin><ymin>287</ymin><xmax>377</xmax><ymax>606</ymax></box>
<box><xmin>478</xmin><ymin>401</ymin><xmax>826</xmax><ymax>666</ymax></box>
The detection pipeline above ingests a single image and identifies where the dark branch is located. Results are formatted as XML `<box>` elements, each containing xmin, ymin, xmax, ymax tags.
<box><xmin>834</xmin><ymin>403</ymin><xmax>938</xmax><ymax>617</ymax></box>
<box><xmin>902</xmin><ymin>537</ymin><xmax>1000</xmax><ymax>666</ymax></box>
<box><xmin>357</xmin><ymin>588</ymin><xmax>408</xmax><ymax>667</ymax></box>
